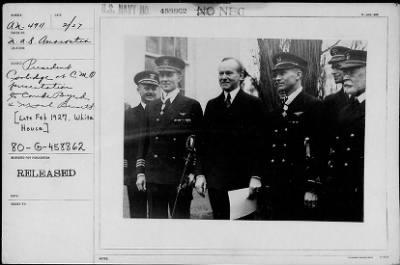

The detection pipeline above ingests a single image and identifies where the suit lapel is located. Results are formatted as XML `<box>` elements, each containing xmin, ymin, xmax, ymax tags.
<box><xmin>216</xmin><ymin>92</ymin><xmax>226</xmax><ymax>109</ymax></box>
<box><xmin>224</xmin><ymin>89</ymin><xmax>246</xmax><ymax>113</ymax></box>
<box><xmin>231</xmin><ymin>89</ymin><xmax>244</xmax><ymax>107</ymax></box>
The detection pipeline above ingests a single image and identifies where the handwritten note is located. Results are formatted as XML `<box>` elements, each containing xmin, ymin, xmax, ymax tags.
<box><xmin>3</xmin><ymin>5</ymin><xmax>95</xmax><ymax>198</ymax></box>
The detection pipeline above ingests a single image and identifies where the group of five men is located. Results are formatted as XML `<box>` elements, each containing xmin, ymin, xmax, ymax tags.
<box><xmin>124</xmin><ymin>46</ymin><xmax>366</xmax><ymax>221</ymax></box>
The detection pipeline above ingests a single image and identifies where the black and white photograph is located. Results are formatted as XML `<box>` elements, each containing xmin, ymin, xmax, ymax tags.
<box><xmin>86</xmin><ymin>8</ymin><xmax>399</xmax><ymax>262</ymax></box>
<box><xmin>123</xmin><ymin>36</ymin><xmax>367</xmax><ymax>222</ymax></box>
<box><xmin>3</xmin><ymin>3</ymin><xmax>398</xmax><ymax>264</ymax></box>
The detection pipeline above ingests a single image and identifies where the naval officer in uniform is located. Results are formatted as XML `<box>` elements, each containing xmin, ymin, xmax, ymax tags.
<box><xmin>325</xmin><ymin>50</ymin><xmax>367</xmax><ymax>221</ymax></box>
<box><xmin>261</xmin><ymin>52</ymin><xmax>325</xmax><ymax>220</ymax></box>
<box><xmin>324</xmin><ymin>46</ymin><xmax>351</xmax><ymax>120</ymax></box>
<box><xmin>124</xmin><ymin>70</ymin><xmax>160</xmax><ymax>218</ymax></box>
<box><xmin>136</xmin><ymin>56</ymin><xmax>203</xmax><ymax>219</ymax></box>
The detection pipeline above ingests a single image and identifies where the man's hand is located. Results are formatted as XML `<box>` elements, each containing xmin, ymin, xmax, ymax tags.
<box><xmin>249</xmin><ymin>176</ymin><xmax>262</xmax><ymax>199</ymax></box>
<box><xmin>187</xmin><ymin>173</ymin><xmax>196</xmax><ymax>187</ymax></box>
<box><xmin>304</xmin><ymin>191</ymin><xmax>318</xmax><ymax>208</ymax></box>
<box><xmin>136</xmin><ymin>173</ymin><xmax>146</xmax><ymax>191</ymax></box>
<box><xmin>195</xmin><ymin>175</ymin><xmax>207</xmax><ymax>197</ymax></box>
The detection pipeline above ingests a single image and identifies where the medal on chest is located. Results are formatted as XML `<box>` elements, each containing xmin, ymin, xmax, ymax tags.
<box><xmin>282</xmin><ymin>104</ymin><xmax>289</xmax><ymax>117</ymax></box>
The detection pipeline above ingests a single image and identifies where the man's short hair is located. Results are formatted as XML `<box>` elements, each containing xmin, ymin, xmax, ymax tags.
<box><xmin>221</xmin><ymin>57</ymin><xmax>245</xmax><ymax>74</ymax></box>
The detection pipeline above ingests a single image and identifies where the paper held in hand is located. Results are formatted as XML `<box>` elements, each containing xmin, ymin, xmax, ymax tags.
<box><xmin>228</xmin><ymin>188</ymin><xmax>257</xmax><ymax>220</ymax></box>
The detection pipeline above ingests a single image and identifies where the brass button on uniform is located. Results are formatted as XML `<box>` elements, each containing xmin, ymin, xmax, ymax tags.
<box><xmin>346</xmin><ymin>147</ymin><xmax>351</xmax><ymax>151</ymax></box>
<box><xmin>344</xmin><ymin>162</ymin><xmax>348</xmax><ymax>167</ymax></box>
<box><xmin>281</xmin><ymin>158</ymin><xmax>286</xmax><ymax>163</ymax></box>
<box><xmin>156</xmin><ymin>118</ymin><xmax>160</xmax><ymax>122</ymax></box>
<box><xmin>173</xmin><ymin>137</ymin><xmax>177</xmax><ymax>141</ymax></box>
<box><xmin>172</xmin><ymin>156</ymin><xmax>176</xmax><ymax>160</ymax></box>
<box><xmin>272</xmin><ymin>144</ymin><xmax>276</xmax><ymax>148</ymax></box>
<box><xmin>283</xmin><ymin>143</ymin><xmax>287</xmax><ymax>147</ymax></box>
<box><xmin>270</xmin><ymin>159</ymin><xmax>275</xmax><ymax>163</ymax></box>
<box><xmin>274</xmin><ymin>129</ymin><xmax>278</xmax><ymax>133</ymax></box>
<box><xmin>350</xmin><ymin>133</ymin><xmax>355</xmax><ymax>138</ymax></box>
<box><xmin>154</xmin><ymin>154</ymin><xmax>158</xmax><ymax>158</ymax></box>
<box><xmin>155</xmin><ymin>136</ymin><xmax>159</xmax><ymax>140</ymax></box>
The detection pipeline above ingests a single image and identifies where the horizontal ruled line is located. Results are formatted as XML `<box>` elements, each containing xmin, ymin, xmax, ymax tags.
<box><xmin>8</xmin><ymin>58</ymin><xmax>95</xmax><ymax>60</ymax></box>
<box><xmin>8</xmin><ymin>43</ymin><xmax>94</xmax><ymax>46</ymax></box>
<box><xmin>8</xmin><ymin>152</ymin><xmax>93</xmax><ymax>155</ymax></box>
<box><xmin>7</xmin><ymin>28</ymin><xmax>94</xmax><ymax>31</ymax></box>
<box><xmin>8</xmin><ymin>199</ymin><xmax>91</xmax><ymax>201</ymax></box>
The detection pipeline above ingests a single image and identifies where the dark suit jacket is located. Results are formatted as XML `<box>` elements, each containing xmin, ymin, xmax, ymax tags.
<box><xmin>124</xmin><ymin>104</ymin><xmax>145</xmax><ymax>186</ymax></box>
<box><xmin>263</xmin><ymin>90</ymin><xmax>324</xmax><ymax>191</ymax></box>
<box><xmin>137</xmin><ymin>92</ymin><xmax>203</xmax><ymax>185</ymax></box>
<box><xmin>200</xmin><ymin>89</ymin><xmax>265</xmax><ymax>191</ymax></box>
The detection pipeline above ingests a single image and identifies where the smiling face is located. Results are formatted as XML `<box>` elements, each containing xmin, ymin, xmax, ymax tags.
<box><xmin>343</xmin><ymin>66</ymin><xmax>366</xmax><ymax>97</ymax></box>
<box><xmin>218</xmin><ymin>59</ymin><xmax>243</xmax><ymax>92</ymax></box>
<box><xmin>331</xmin><ymin>63</ymin><xmax>345</xmax><ymax>84</ymax></box>
<box><xmin>158</xmin><ymin>70</ymin><xmax>181</xmax><ymax>93</ymax></box>
<box><xmin>273</xmin><ymin>68</ymin><xmax>302</xmax><ymax>95</ymax></box>
<box><xmin>137</xmin><ymin>83</ymin><xmax>159</xmax><ymax>104</ymax></box>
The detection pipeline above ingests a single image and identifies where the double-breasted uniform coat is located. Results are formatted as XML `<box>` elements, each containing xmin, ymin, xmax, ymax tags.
<box><xmin>262</xmin><ymin>90</ymin><xmax>324</xmax><ymax>220</ymax></box>
<box><xmin>124</xmin><ymin>104</ymin><xmax>147</xmax><ymax>218</ymax></box>
<box><xmin>136</xmin><ymin>92</ymin><xmax>203</xmax><ymax>218</ymax></box>
<box><xmin>324</xmin><ymin>98</ymin><xmax>365</xmax><ymax>221</ymax></box>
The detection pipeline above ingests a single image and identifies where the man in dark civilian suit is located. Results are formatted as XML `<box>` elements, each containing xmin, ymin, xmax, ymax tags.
<box><xmin>124</xmin><ymin>70</ymin><xmax>159</xmax><ymax>218</ymax></box>
<box><xmin>136</xmin><ymin>56</ymin><xmax>203</xmax><ymax>219</ymax></box>
<box><xmin>195</xmin><ymin>57</ymin><xmax>265</xmax><ymax>220</ymax></box>
<box><xmin>324</xmin><ymin>50</ymin><xmax>367</xmax><ymax>221</ymax></box>
<box><xmin>261</xmin><ymin>52</ymin><xmax>325</xmax><ymax>220</ymax></box>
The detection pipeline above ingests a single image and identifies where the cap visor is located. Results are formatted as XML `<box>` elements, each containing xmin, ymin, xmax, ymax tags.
<box><xmin>157</xmin><ymin>67</ymin><xmax>180</xmax><ymax>72</ymax></box>
<box><xmin>273</xmin><ymin>64</ymin><xmax>305</xmax><ymax>72</ymax></box>
<box><xmin>338</xmin><ymin>61</ymin><xmax>366</xmax><ymax>69</ymax></box>
<box><xmin>138</xmin><ymin>80</ymin><xmax>159</xmax><ymax>86</ymax></box>
<box><xmin>328</xmin><ymin>57</ymin><xmax>345</xmax><ymax>64</ymax></box>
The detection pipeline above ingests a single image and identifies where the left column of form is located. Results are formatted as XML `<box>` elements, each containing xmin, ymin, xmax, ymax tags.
<box><xmin>3</xmin><ymin>4</ymin><xmax>96</xmax><ymax>263</ymax></box>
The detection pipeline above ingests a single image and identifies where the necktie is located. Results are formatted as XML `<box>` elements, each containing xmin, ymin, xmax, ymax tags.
<box><xmin>160</xmin><ymin>98</ymin><xmax>171</xmax><ymax>115</ymax></box>
<box><xmin>225</xmin><ymin>93</ymin><xmax>232</xmax><ymax>108</ymax></box>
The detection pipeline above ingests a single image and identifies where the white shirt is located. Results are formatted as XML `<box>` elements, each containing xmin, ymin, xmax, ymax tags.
<box><xmin>140</xmin><ymin>102</ymin><xmax>146</xmax><ymax>109</ymax></box>
<box><xmin>356</xmin><ymin>92</ymin><xmax>366</xmax><ymax>103</ymax></box>
<box><xmin>285</xmin><ymin>86</ymin><xmax>303</xmax><ymax>106</ymax></box>
<box><xmin>224</xmin><ymin>86</ymin><xmax>240</xmax><ymax>104</ymax></box>
<box><xmin>161</xmin><ymin>88</ymin><xmax>180</xmax><ymax>103</ymax></box>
